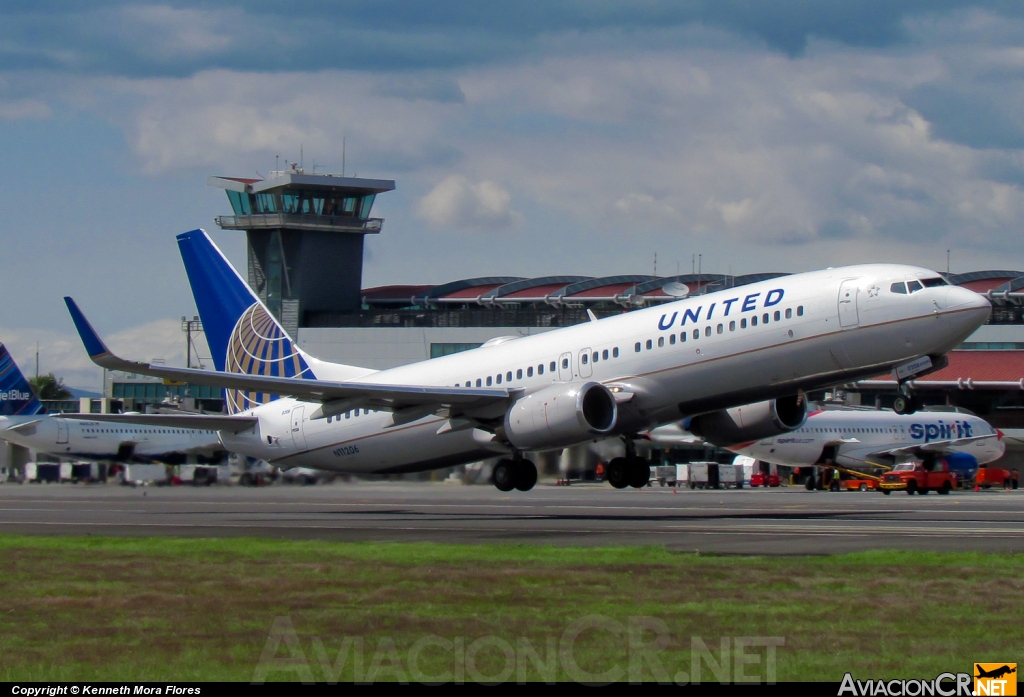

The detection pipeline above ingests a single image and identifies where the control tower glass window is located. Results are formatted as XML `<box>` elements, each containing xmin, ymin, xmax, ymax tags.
<box><xmin>255</xmin><ymin>193</ymin><xmax>277</xmax><ymax>213</ymax></box>
<box><xmin>358</xmin><ymin>195</ymin><xmax>376</xmax><ymax>220</ymax></box>
<box><xmin>226</xmin><ymin>191</ymin><xmax>252</xmax><ymax>215</ymax></box>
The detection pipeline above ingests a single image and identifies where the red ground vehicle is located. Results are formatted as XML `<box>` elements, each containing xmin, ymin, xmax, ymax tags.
<box><xmin>750</xmin><ymin>471</ymin><xmax>781</xmax><ymax>487</ymax></box>
<box><xmin>880</xmin><ymin>461</ymin><xmax>957</xmax><ymax>495</ymax></box>
<box><xmin>829</xmin><ymin>475</ymin><xmax>879</xmax><ymax>492</ymax></box>
<box><xmin>974</xmin><ymin>466</ymin><xmax>1014</xmax><ymax>489</ymax></box>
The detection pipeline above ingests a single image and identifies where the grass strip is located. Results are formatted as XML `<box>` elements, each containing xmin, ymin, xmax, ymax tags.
<box><xmin>0</xmin><ymin>535</ymin><xmax>1020</xmax><ymax>682</ymax></box>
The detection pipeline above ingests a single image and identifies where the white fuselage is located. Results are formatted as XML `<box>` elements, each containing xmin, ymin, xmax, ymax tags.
<box><xmin>220</xmin><ymin>263</ymin><xmax>990</xmax><ymax>474</ymax></box>
<box><xmin>0</xmin><ymin>415</ymin><xmax>223</xmax><ymax>462</ymax></box>
<box><xmin>729</xmin><ymin>410</ymin><xmax>1005</xmax><ymax>470</ymax></box>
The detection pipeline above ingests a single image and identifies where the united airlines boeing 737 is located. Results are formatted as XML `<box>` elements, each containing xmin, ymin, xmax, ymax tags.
<box><xmin>0</xmin><ymin>343</ymin><xmax>224</xmax><ymax>463</ymax></box>
<box><xmin>65</xmin><ymin>229</ymin><xmax>990</xmax><ymax>492</ymax></box>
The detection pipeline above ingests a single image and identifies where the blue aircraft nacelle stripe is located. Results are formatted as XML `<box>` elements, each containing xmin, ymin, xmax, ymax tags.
<box><xmin>64</xmin><ymin>297</ymin><xmax>109</xmax><ymax>359</ymax></box>
<box><xmin>177</xmin><ymin>229</ymin><xmax>259</xmax><ymax>373</ymax></box>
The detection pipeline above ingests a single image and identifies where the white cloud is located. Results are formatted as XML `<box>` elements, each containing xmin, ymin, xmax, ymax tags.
<box><xmin>1</xmin><ymin>319</ymin><xmax>209</xmax><ymax>392</ymax></box>
<box><xmin>0</xmin><ymin>99</ymin><xmax>51</xmax><ymax>120</ymax></box>
<box><xmin>416</xmin><ymin>175</ymin><xmax>522</xmax><ymax>231</ymax></box>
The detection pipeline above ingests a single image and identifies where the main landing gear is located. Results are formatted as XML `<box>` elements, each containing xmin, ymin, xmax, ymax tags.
<box><xmin>492</xmin><ymin>455</ymin><xmax>538</xmax><ymax>492</ymax></box>
<box><xmin>607</xmin><ymin>437</ymin><xmax>651</xmax><ymax>490</ymax></box>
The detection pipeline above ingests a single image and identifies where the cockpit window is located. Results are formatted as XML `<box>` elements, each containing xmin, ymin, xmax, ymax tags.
<box><xmin>907</xmin><ymin>280</ymin><xmax>923</xmax><ymax>293</ymax></box>
<box><xmin>921</xmin><ymin>277</ymin><xmax>947</xmax><ymax>288</ymax></box>
<box><xmin>890</xmin><ymin>282</ymin><xmax>907</xmax><ymax>294</ymax></box>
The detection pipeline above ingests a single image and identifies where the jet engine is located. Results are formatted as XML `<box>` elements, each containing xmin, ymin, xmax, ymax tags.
<box><xmin>687</xmin><ymin>395</ymin><xmax>807</xmax><ymax>447</ymax></box>
<box><xmin>502</xmin><ymin>382</ymin><xmax>618</xmax><ymax>450</ymax></box>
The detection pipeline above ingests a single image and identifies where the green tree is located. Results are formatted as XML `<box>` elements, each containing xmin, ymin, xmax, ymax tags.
<box><xmin>28</xmin><ymin>373</ymin><xmax>73</xmax><ymax>400</ymax></box>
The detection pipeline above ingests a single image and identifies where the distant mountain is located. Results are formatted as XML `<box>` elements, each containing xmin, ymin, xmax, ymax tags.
<box><xmin>67</xmin><ymin>387</ymin><xmax>101</xmax><ymax>399</ymax></box>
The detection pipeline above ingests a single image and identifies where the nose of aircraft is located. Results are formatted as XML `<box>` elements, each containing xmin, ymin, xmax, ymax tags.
<box><xmin>945</xmin><ymin>286</ymin><xmax>992</xmax><ymax>314</ymax></box>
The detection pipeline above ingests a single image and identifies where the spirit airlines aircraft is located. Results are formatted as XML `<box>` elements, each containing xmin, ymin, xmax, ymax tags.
<box><xmin>0</xmin><ymin>343</ymin><xmax>224</xmax><ymax>463</ymax></box>
<box><xmin>650</xmin><ymin>408</ymin><xmax>1004</xmax><ymax>479</ymax></box>
<box><xmin>729</xmin><ymin>408</ymin><xmax>1004</xmax><ymax>479</ymax></box>
<box><xmin>64</xmin><ymin>229</ymin><xmax>990</xmax><ymax>492</ymax></box>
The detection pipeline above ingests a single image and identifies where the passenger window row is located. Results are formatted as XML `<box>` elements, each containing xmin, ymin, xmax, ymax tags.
<box><xmin>327</xmin><ymin>408</ymin><xmax>373</xmax><ymax>423</ymax></box>
<box><xmin>462</xmin><ymin>347</ymin><xmax>622</xmax><ymax>388</ymax></box>
<box><xmin>634</xmin><ymin>305</ymin><xmax>805</xmax><ymax>352</ymax></box>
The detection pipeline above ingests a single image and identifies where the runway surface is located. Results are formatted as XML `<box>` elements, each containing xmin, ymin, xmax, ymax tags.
<box><xmin>0</xmin><ymin>481</ymin><xmax>1022</xmax><ymax>554</ymax></box>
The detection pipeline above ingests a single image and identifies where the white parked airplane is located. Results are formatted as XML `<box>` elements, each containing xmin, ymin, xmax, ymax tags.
<box><xmin>0</xmin><ymin>343</ymin><xmax>224</xmax><ymax>464</ymax></box>
<box><xmin>64</xmin><ymin>229</ymin><xmax>991</xmax><ymax>492</ymax></box>
<box><xmin>650</xmin><ymin>407</ymin><xmax>1005</xmax><ymax>479</ymax></box>
<box><xmin>729</xmin><ymin>408</ymin><xmax>1005</xmax><ymax>479</ymax></box>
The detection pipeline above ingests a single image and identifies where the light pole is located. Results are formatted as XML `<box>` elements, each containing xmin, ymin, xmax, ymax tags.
<box><xmin>181</xmin><ymin>316</ymin><xmax>204</xmax><ymax>369</ymax></box>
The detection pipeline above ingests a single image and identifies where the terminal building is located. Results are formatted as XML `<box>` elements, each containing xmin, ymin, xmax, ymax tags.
<box><xmin>106</xmin><ymin>169</ymin><xmax>1024</xmax><ymax>467</ymax></box>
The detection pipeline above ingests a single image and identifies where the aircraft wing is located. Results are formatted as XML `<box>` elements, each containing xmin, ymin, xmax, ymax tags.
<box><xmin>65</xmin><ymin>297</ymin><xmax>512</xmax><ymax>414</ymax></box>
<box><xmin>61</xmin><ymin>413</ymin><xmax>259</xmax><ymax>434</ymax></box>
<box><xmin>866</xmin><ymin>434</ymin><xmax>994</xmax><ymax>460</ymax></box>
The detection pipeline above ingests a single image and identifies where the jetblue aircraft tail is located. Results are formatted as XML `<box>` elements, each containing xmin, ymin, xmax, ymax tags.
<box><xmin>0</xmin><ymin>343</ymin><xmax>45</xmax><ymax>416</ymax></box>
<box><xmin>176</xmin><ymin>229</ymin><xmax>373</xmax><ymax>414</ymax></box>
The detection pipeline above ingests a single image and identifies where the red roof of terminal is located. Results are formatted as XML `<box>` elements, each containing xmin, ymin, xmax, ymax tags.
<box><xmin>919</xmin><ymin>351</ymin><xmax>1024</xmax><ymax>382</ymax></box>
<box><xmin>958</xmin><ymin>278</ymin><xmax>1015</xmax><ymax>293</ymax></box>
<box><xmin>357</xmin><ymin>270</ymin><xmax>1024</xmax><ymax>307</ymax></box>
<box><xmin>443</xmin><ymin>284</ymin><xmax>506</xmax><ymax>299</ymax></box>
<box><xmin>567</xmin><ymin>283</ymin><xmax>639</xmax><ymax>298</ymax></box>
<box><xmin>504</xmin><ymin>283</ymin><xmax>573</xmax><ymax>299</ymax></box>
<box><xmin>870</xmin><ymin>351</ymin><xmax>1024</xmax><ymax>382</ymax></box>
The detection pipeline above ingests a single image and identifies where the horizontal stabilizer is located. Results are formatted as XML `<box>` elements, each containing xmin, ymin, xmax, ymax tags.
<box><xmin>5</xmin><ymin>419</ymin><xmax>43</xmax><ymax>434</ymax></box>
<box><xmin>62</xmin><ymin>413</ymin><xmax>259</xmax><ymax>434</ymax></box>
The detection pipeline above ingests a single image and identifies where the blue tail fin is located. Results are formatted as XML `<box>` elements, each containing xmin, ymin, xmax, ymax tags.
<box><xmin>177</xmin><ymin>229</ymin><xmax>316</xmax><ymax>414</ymax></box>
<box><xmin>0</xmin><ymin>344</ymin><xmax>45</xmax><ymax>416</ymax></box>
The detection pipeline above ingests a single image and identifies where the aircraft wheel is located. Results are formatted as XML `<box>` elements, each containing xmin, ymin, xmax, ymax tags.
<box><xmin>805</xmin><ymin>477</ymin><xmax>815</xmax><ymax>491</ymax></box>
<box><xmin>893</xmin><ymin>395</ymin><xmax>919</xmax><ymax>415</ymax></box>
<box><xmin>628</xmin><ymin>458</ymin><xmax>651</xmax><ymax>489</ymax></box>
<box><xmin>607</xmin><ymin>457</ymin><xmax>631</xmax><ymax>489</ymax></box>
<box><xmin>514</xmin><ymin>460</ymin><xmax>537</xmax><ymax>492</ymax></box>
<box><xmin>493</xmin><ymin>459</ymin><xmax>518</xmax><ymax>492</ymax></box>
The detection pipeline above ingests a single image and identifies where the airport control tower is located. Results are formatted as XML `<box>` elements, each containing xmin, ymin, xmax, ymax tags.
<box><xmin>209</xmin><ymin>169</ymin><xmax>395</xmax><ymax>336</ymax></box>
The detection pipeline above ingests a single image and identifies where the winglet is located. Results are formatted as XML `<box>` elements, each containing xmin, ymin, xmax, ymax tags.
<box><xmin>64</xmin><ymin>297</ymin><xmax>112</xmax><ymax>359</ymax></box>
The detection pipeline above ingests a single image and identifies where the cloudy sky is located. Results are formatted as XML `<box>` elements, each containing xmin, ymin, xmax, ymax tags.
<box><xmin>2</xmin><ymin>1</ymin><xmax>1024</xmax><ymax>388</ymax></box>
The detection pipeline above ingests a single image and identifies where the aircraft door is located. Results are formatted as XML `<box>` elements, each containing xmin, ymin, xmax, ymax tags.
<box><xmin>838</xmin><ymin>280</ymin><xmax>860</xmax><ymax>328</ymax></box>
<box><xmin>578</xmin><ymin>348</ymin><xmax>593</xmax><ymax>378</ymax></box>
<box><xmin>290</xmin><ymin>406</ymin><xmax>307</xmax><ymax>451</ymax></box>
<box><xmin>56</xmin><ymin>419</ymin><xmax>68</xmax><ymax>445</ymax></box>
<box><xmin>557</xmin><ymin>352</ymin><xmax>573</xmax><ymax>381</ymax></box>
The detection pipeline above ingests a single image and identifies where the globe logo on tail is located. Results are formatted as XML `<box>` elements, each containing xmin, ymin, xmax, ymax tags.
<box><xmin>224</xmin><ymin>303</ymin><xmax>312</xmax><ymax>414</ymax></box>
